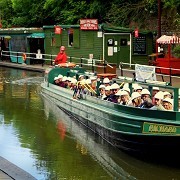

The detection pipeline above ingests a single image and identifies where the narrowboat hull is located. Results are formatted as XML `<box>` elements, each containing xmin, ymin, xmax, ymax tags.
<box><xmin>41</xmin><ymin>82</ymin><xmax>180</xmax><ymax>157</ymax></box>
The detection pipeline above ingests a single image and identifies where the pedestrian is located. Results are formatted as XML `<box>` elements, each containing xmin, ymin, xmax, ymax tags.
<box><xmin>54</xmin><ymin>46</ymin><xmax>67</xmax><ymax>65</ymax></box>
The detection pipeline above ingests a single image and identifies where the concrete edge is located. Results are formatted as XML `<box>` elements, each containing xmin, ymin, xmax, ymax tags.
<box><xmin>0</xmin><ymin>156</ymin><xmax>36</xmax><ymax>180</ymax></box>
<box><xmin>0</xmin><ymin>61</ymin><xmax>45</xmax><ymax>73</ymax></box>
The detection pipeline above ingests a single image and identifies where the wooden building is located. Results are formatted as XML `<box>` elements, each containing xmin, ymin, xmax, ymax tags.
<box><xmin>43</xmin><ymin>23</ymin><xmax>154</xmax><ymax>66</ymax></box>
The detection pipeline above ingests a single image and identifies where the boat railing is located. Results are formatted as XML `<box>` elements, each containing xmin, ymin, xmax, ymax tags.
<box><xmin>114</xmin><ymin>75</ymin><xmax>179</xmax><ymax>112</ymax></box>
<box><xmin>119</xmin><ymin>62</ymin><xmax>180</xmax><ymax>86</ymax></box>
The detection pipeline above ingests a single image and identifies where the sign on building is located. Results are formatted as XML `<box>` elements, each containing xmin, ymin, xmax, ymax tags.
<box><xmin>80</xmin><ymin>19</ymin><xmax>98</xmax><ymax>30</ymax></box>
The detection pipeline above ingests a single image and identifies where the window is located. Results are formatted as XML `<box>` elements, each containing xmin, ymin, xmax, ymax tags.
<box><xmin>68</xmin><ymin>28</ymin><xmax>74</xmax><ymax>47</ymax></box>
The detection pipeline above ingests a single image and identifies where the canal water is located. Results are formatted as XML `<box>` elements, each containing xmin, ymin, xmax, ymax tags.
<box><xmin>0</xmin><ymin>67</ymin><xmax>180</xmax><ymax>180</ymax></box>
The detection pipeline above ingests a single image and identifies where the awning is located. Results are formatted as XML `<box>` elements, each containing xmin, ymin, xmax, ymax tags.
<box><xmin>157</xmin><ymin>35</ymin><xmax>180</xmax><ymax>44</ymax></box>
<box><xmin>27</xmin><ymin>33</ymin><xmax>45</xmax><ymax>38</ymax></box>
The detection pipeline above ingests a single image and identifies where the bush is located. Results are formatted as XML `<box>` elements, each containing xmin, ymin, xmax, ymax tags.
<box><xmin>173</xmin><ymin>45</ymin><xmax>180</xmax><ymax>58</ymax></box>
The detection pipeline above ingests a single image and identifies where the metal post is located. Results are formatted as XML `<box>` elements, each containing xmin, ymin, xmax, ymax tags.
<box><xmin>120</xmin><ymin>62</ymin><xmax>123</xmax><ymax>76</ymax></box>
<box><xmin>92</xmin><ymin>59</ymin><xmax>94</xmax><ymax>73</ymax></box>
<box><xmin>103</xmin><ymin>60</ymin><xmax>106</xmax><ymax>73</ymax></box>
<box><xmin>80</xmin><ymin>57</ymin><xmax>83</xmax><ymax>67</ymax></box>
<box><xmin>50</xmin><ymin>54</ymin><xmax>52</xmax><ymax>65</ymax></box>
<box><xmin>17</xmin><ymin>52</ymin><xmax>18</xmax><ymax>63</ymax></box>
<box><xmin>169</xmin><ymin>67</ymin><xmax>172</xmax><ymax>86</ymax></box>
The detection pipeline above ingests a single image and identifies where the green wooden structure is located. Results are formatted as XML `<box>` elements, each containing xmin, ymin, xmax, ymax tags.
<box><xmin>43</xmin><ymin>24</ymin><xmax>153</xmax><ymax>66</ymax></box>
<box><xmin>0</xmin><ymin>28</ymin><xmax>45</xmax><ymax>64</ymax></box>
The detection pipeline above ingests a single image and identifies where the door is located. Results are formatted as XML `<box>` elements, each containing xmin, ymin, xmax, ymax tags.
<box><xmin>104</xmin><ymin>34</ymin><xmax>130</xmax><ymax>65</ymax></box>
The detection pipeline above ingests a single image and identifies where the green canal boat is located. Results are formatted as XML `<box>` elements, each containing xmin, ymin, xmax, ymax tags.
<box><xmin>41</xmin><ymin>65</ymin><xmax>180</xmax><ymax>157</ymax></box>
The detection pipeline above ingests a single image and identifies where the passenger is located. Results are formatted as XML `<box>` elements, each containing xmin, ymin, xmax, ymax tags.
<box><xmin>73</xmin><ymin>82</ymin><xmax>84</xmax><ymax>99</ymax></box>
<box><xmin>122</xmin><ymin>86</ymin><xmax>131</xmax><ymax>96</ymax></box>
<box><xmin>150</xmin><ymin>91</ymin><xmax>166</xmax><ymax>110</ymax></box>
<box><xmin>84</xmin><ymin>79</ymin><xmax>93</xmax><ymax>95</ymax></box>
<box><xmin>90</xmin><ymin>76</ymin><xmax>97</xmax><ymax>90</ymax></box>
<box><xmin>141</xmin><ymin>89</ymin><xmax>151</xmax><ymax>101</ymax></box>
<box><xmin>108</xmin><ymin>83</ymin><xmax>120</xmax><ymax>103</ymax></box>
<box><xmin>61</xmin><ymin>76</ymin><xmax>68</xmax><ymax>88</ymax></box>
<box><xmin>78</xmin><ymin>75</ymin><xmax>84</xmax><ymax>81</ymax></box>
<box><xmin>163</xmin><ymin>98</ymin><xmax>173</xmax><ymax>111</ymax></box>
<box><xmin>119</xmin><ymin>90</ymin><xmax>130</xmax><ymax>105</ymax></box>
<box><xmin>66</xmin><ymin>77</ymin><xmax>72</xmax><ymax>89</ymax></box>
<box><xmin>103</xmin><ymin>86</ymin><xmax>111</xmax><ymax>100</ymax></box>
<box><xmin>70</xmin><ymin>78</ymin><xmax>77</xmax><ymax>90</ymax></box>
<box><xmin>163</xmin><ymin>91</ymin><xmax>172</xmax><ymax>99</ymax></box>
<box><xmin>99</xmin><ymin>84</ymin><xmax>106</xmax><ymax>99</ymax></box>
<box><xmin>133</xmin><ymin>85</ymin><xmax>143</xmax><ymax>94</ymax></box>
<box><xmin>54</xmin><ymin>46</ymin><xmax>67</xmax><ymax>65</ymax></box>
<box><xmin>152</xmin><ymin>87</ymin><xmax>159</xmax><ymax>97</ymax></box>
<box><xmin>140</xmin><ymin>89</ymin><xmax>153</xmax><ymax>109</ymax></box>
<box><xmin>115</xmin><ymin>90</ymin><xmax>122</xmax><ymax>103</ymax></box>
<box><xmin>103</xmin><ymin>77</ymin><xmax>110</xmax><ymax>87</ymax></box>
<box><xmin>129</xmin><ymin>92</ymin><xmax>142</xmax><ymax>107</ymax></box>
<box><xmin>54</xmin><ymin>77</ymin><xmax>59</xmax><ymax>85</ymax></box>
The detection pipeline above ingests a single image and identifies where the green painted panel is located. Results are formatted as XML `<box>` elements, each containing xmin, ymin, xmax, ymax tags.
<box><xmin>86</xmin><ymin>32</ymin><xmax>94</xmax><ymax>48</ymax></box>
<box><xmin>73</xmin><ymin>29</ymin><xmax>80</xmax><ymax>48</ymax></box>
<box><xmin>143</xmin><ymin>122</ymin><xmax>180</xmax><ymax>135</ymax></box>
<box><xmin>55</xmin><ymin>34</ymin><xmax>62</xmax><ymax>47</ymax></box>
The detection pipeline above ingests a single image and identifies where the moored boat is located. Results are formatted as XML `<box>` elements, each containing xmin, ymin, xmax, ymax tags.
<box><xmin>41</xmin><ymin>65</ymin><xmax>180</xmax><ymax>158</ymax></box>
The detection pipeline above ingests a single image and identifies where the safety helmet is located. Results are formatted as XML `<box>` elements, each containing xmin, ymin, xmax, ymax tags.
<box><xmin>110</xmin><ymin>83</ymin><xmax>120</xmax><ymax>90</ymax></box>
<box><xmin>141</xmin><ymin>89</ymin><xmax>151</xmax><ymax>95</ymax></box>
<box><xmin>99</xmin><ymin>84</ymin><xmax>105</xmax><ymax>89</ymax></box>
<box><xmin>86</xmin><ymin>79</ymin><xmax>91</xmax><ymax>84</ymax></box>
<box><xmin>163</xmin><ymin>97</ymin><xmax>173</xmax><ymax>105</ymax></box>
<box><xmin>154</xmin><ymin>91</ymin><xmax>164</xmax><ymax>100</ymax></box>
<box><xmin>54</xmin><ymin>77</ymin><xmax>59</xmax><ymax>81</ymax></box>
<box><xmin>105</xmin><ymin>86</ymin><xmax>111</xmax><ymax>91</ymax></box>
<box><xmin>103</xmin><ymin>77</ymin><xmax>110</xmax><ymax>84</ymax></box>
<box><xmin>131</xmin><ymin>92</ymin><xmax>141</xmax><ymax>100</ymax></box>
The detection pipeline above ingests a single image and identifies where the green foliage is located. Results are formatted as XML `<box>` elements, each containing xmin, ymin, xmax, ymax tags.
<box><xmin>0</xmin><ymin>0</ymin><xmax>179</xmax><ymax>33</ymax></box>
<box><xmin>173</xmin><ymin>45</ymin><xmax>180</xmax><ymax>58</ymax></box>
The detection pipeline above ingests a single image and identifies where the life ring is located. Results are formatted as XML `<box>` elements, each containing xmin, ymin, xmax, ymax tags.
<box><xmin>22</xmin><ymin>53</ymin><xmax>26</xmax><ymax>61</ymax></box>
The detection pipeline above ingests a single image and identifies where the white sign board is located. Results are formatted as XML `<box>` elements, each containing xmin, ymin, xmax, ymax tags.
<box><xmin>108</xmin><ymin>47</ymin><xmax>113</xmax><ymax>56</ymax></box>
<box><xmin>135</xmin><ymin>64</ymin><xmax>156</xmax><ymax>82</ymax></box>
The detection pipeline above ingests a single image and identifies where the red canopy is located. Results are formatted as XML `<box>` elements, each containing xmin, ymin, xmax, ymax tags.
<box><xmin>156</xmin><ymin>35</ymin><xmax>180</xmax><ymax>44</ymax></box>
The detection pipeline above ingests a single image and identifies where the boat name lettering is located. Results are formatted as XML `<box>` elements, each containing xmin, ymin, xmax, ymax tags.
<box><xmin>148</xmin><ymin>124</ymin><xmax>176</xmax><ymax>133</ymax></box>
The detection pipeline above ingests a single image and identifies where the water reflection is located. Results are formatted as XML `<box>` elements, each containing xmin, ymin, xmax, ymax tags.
<box><xmin>0</xmin><ymin>67</ymin><xmax>180</xmax><ymax>179</ymax></box>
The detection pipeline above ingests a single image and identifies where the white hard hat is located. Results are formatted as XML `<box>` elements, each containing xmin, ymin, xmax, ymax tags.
<box><xmin>163</xmin><ymin>91</ymin><xmax>171</xmax><ymax>96</ymax></box>
<box><xmin>79</xmin><ymin>75</ymin><xmax>84</xmax><ymax>78</ymax></box>
<box><xmin>115</xmin><ymin>90</ymin><xmax>122</xmax><ymax>96</ymax></box>
<box><xmin>163</xmin><ymin>97</ymin><xmax>173</xmax><ymax>105</ymax></box>
<box><xmin>103</xmin><ymin>77</ymin><xmax>110</xmax><ymax>84</ymax></box>
<box><xmin>120</xmin><ymin>90</ymin><xmax>129</xmax><ymax>96</ymax></box>
<box><xmin>71</xmin><ymin>79</ymin><xmax>77</xmax><ymax>84</ymax></box>
<box><xmin>67</xmin><ymin>77</ymin><xmax>72</xmax><ymax>82</ymax></box>
<box><xmin>152</xmin><ymin>87</ymin><xmax>160</xmax><ymax>91</ymax></box>
<box><xmin>90</xmin><ymin>76</ymin><xmax>97</xmax><ymax>80</ymax></box>
<box><xmin>105</xmin><ymin>86</ymin><xmax>111</xmax><ymax>91</ymax></box>
<box><xmin>134</xmin><ymin>85</ymin><xmax>143</xmax><ymax>90</ymax></box>
<box><xmin>80</xmin><ymin>79</ymin><xmax>86</xmax><ymax>85</ymax></box>
<box><xmin>154</xmin><ymin>91</ymin><xmax>164</xmax><ymax>99</ymax></box>
<box><xmin>99</xmin><ymin>84</ymin><xmax>105</xmax><ymax>89</ymax></box>
<box><xmin>58</xmin><ymin>74</ymin><xmax>63</xmax><ymax>79</ymax></box>
<box><xmin>141</xmin><ymin>89</ymin><xmax>151</xmax><ymax>95</ymax></box>
<box><xmin>110</xmin><ymin>83</ymin><xmax>120</xmax><ymax>90</ymax></box>
<box><xmin>131</xmin><ymin>92</ymin><xmax>141</xmax><ymax>100</ymax></box>
<box><xmin>62</xmin><ymin>76</ymin><xmax>67</xmax><ymax>82</ymax></box>
<box><xmin>54</xmin><ymin>76</ymin><xmax>59</xmax><ymax>80</ymax></box>
<box><xmin>122</xmin><ymin>87</ymin><xmax>130</xmax><ymax>93</ymax></box>
<box><xmin>86</xmin><ymin>79</ymin><xmax>91</xmax><ymax>84</ymax></box>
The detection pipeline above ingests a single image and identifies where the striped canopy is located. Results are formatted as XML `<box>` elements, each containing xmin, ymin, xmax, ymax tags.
<box><xmin>156</xmin><ymin>35</ymin><xmax>180</xmax><ymax>44</ymax></box>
